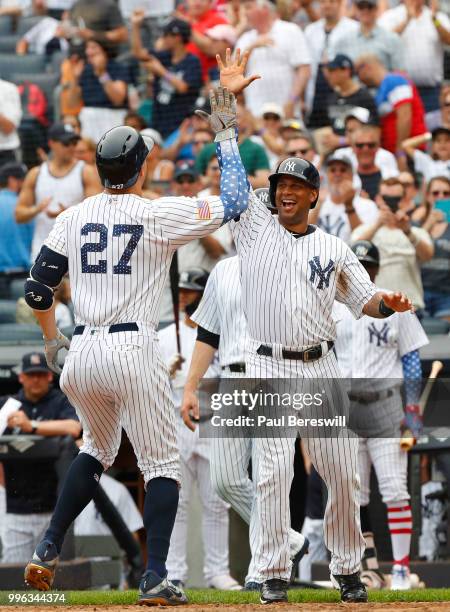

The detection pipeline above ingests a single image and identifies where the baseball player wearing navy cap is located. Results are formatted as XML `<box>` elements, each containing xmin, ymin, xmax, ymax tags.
<box><xmin>22</xmin><ymin>53</ymin><xmax>259</xmax><ymax>604</ymax></box>
<box><xmin>206</xmin><ymin>51</ymin><xmax>415</xmax><ymax>605</ymax></box>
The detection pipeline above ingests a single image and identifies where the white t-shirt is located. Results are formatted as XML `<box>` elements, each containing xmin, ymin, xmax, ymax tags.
<box><xmin>0</xmin><ymin>79</ymin><xmax>22</xmax><ymax>152</ymax></box>
<box><xmin>413</xmin><ymin>149</ymin><xmax>450</xmax><ymax>182</ymax></box>
<box><xmin>237</xmin><ymin>19</ymin><xmax>311</xmax><ymax>117</ymax></box>
<box><xmin>351</xmin><ymin>225</ymin><xmax>432</xmax><ymax>309</ymax></box>
<box><xmin>317</xmin><ymin>195</ymin><xmax>379</xmax><ymax>243</ymax></box>
<box><xmin>74</xmin><ymin>473</ymin><xmax>143</xmax><ymax>536</ymax></box>
<box><xmin>333</xmin><ymin>300</ymin><xmax>428</xmax><ymax>379</ymax></box>
<box><xmin>24</xmin><ymin>17</ymin><xmax>69</xmax><ymax>55</ymax></box>
<box><xmin>378</xmin><ymin>6</ymin><xmax>450</xmax><ymax>86</ymax></box>
<box><xmin>333</xmin><ymin>146</ymin><xmax>399</xmax><ymax>178</ymax></box>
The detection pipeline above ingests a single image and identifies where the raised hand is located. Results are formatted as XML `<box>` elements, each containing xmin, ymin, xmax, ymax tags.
<box><xmin>381</xmin><ymin>291</ymin><xmax>414</xmax><ymax>313</ymax></box>
<box><xmin>217</xmin><ymin>47</ymin><xmax>260</xmax><ymax>95</ymax></box>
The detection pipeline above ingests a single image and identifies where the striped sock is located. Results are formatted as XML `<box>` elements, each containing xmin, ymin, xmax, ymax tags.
<box><xmin>387</xmin><ymin>501</ymin><xmax>412</xmax><ymax>566</ymax></box>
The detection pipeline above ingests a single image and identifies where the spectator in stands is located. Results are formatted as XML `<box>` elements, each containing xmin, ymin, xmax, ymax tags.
<box><xmin>74</xmin><ymin>136</ymin><xmax>96</xmax><ymax>165</ymax></box>
<box><xmin>355</xmin><ymin>54</ymin><xmax>427</xmax><ymax>160</ymax></box>
<box><xmin>124</xmin><ymin>110</ymin><xmax>147</xmax><ymax>132</ymax></box>
<box><xmin>237</xmin><ymin>0</ymin><xmax>311</xmax><ymax>118</ymax></box>
<box><xmin>59</xmin><ymin>41</ymin><xmax>85</xmax><ymax>119</ymax></box>
<box><xmin>324</xmin><ymin>54</ymin><xmax>377</xmax><ymax>135</ymax></box>
<box><xmin>398</xmin><ymin>170</ymin><xmax>419</xmax><ymax>208</ymax></box>
<box><xmin>16</xmin><ymin>14</ymin><xmax>69</xmax><ymax>56</ymax></box>
<box><xmin>414</xmin><ymin>176</ymin><xmax>450</xmax><ymax>321</ymax></box>
<box><xmin>439</xmin><ymin>87</ymin><xmax>450</xmax><ymax>130</ymax></box>
<box><xmin>304</xmin><ymin>0</ymin><xmax>358</xmax><ymax>129</ymax></box>
<box><xmin>284</xmin><ymin>132</ymin><xmax>320</xmax><ymax>168</ymax></box>
<box><xmin>0</xmin><ymin>352</ymin><xmax>80</xmax><ymax>563</ymax></box>
<box><xmin>331</xmin><ymin>0</ymin><xmax>403</xmax><ymax>71</ymax></box>
<box><xmin>251</xmin><ymin>102</ymin><xmax>285</xmax><ymax>169</ymax></box>
<box><xmin>401</xmin><ymin>128</ymin><xmax>450</xmax><ymax>183</ymax></box>
<box><xmin>162</xmin><ymin>113</ymin><xmax>213</xmax><ymax>163</ymax></box>
<box><xmin>61</xmin><ymin>114</ymin><xmax>81</xmax><ymax>135</ymax></box>
<box><xmin>196</xmin><ymin>102</ymin><xmax>271</xmax><ymax>188</ymax></box>
<box><xmin>175</xmin><ymin>0</ymin><xmax>229</xmax><ymax>83</ymax></box>
<box><xmin>67</xmin><ymin>0</ymin><xmax>128</xmax><ymax>46</ymax></box>
<box><xmin>0</xmin><ymin>79</ymin><xmax>22</xmax><ymax>166</ymax></box>
<box><xmin>140</xmin><ymin>127</ymin><xmax>174</xmax><ymax>196</ymax></box>
<box><xmin>378</xmin><ymin>0</ymin><xmax>450</xmax><ymax>117</ymax></box>
<box><xmin>15</xmin><ymin>122</ymin><xmax>100</xmax><ymax>260</ymax></box>
<box><xmin>0</xmin><ymin>163</ymin><xmax>32</xmax><ymax>296</ymax></box>
<box><xmin>352</xmin><ymin>177</ymin><xmax>434</xmax><ymax>311</ymax></box>
<box><xmin>66</xmin><ymin>39</ymin><xmax>130</xmax><ymax>142</ymax></box>
<box><xmin>131</xmin><ymin>14</ymin><xmax>202</xmax><ymax>139</ymax></box>
<box><xmin>351</xmin><ymin>125</ymin><xmax>385</xmax><ymax>199</ymax></box>
<box><xmin>313</xmin><ymin>154</ymin><xmax>378</xmax><ymax>242</ymax></box>
<box><xmin>329</xmin><ymin>108</ymin><xmax>399</xmax><ymax>177</ymax></box>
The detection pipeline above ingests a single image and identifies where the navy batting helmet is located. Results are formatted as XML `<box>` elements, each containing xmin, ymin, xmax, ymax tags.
<box><xmin>351</xmin><ymin>240</ymin><xmax>380</xmax><ymax>266</ymax></box>
<box><xmin>96</xmin><ymin>126</ymin><xmax>152</xmax><ymax>189</ymax></box>
<box><xmin>268</xmin><ymin>157</ymin><xmax>320</xmax><ymax>210</ymax></box>
<box><xmin>254</xmin><ymin>187</ymin><xmax>277</xmax><ymax>214</ymax></box>
<box><xmin>178</xmin><ymin>268</ymin><xmax>209</xmax><ymax>292</ymax></box>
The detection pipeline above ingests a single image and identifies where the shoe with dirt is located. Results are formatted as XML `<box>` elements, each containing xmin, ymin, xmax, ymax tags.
<box><xmin>24</xmin><ymin>540</ymin><xmax>59</xmax><ymax>591</ymax></box>
<box><xmin>260</xmin><ymin>578</ymin><xmax>289</xmax><ymax>604</ymax></box>
<box><xmin>138</xmin><ymin>570</ymin><xmax>188</xmax><ymax>606</ymax></box>
<box><xmin>331</xmin><ymin>572</ymin><xmax>368</xmax><ymax>602</ymax></box>
<box><xmin>390</xmin><ymin>564</ymin><xmax>412</xmax><ymax>590</ymax></box>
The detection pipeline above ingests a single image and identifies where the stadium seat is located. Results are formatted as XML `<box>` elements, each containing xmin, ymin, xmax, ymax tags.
<box><xmin>421</xmin><ymin>317</ymin><xmax>450</xmax><ymax>335</ymax></box>
<box><xmin>16</xmin><ymin>15</ymin><xmax>45</xmax><ymax>37</ymax></box>
<box><xmin>0</xmin><ymin>300</ymin><xmax>18</xmax><ymax>324</ymax></box>
<box><xmin>9</xmin><ymin>278</ymin><xmax>26</xmax><ymax>301</ymax></box>
<box><xmin>0</xmin><ymin>35</ymin><xmax>20</xmax><ymax>54</ymax></box>
<box><xmin>0</xmin><ymin>16</ymin><xmax>13</xmax><ymax>35</ymax></box>
<box><xmin>0</xmin><ymin>324</ymin><xmax>42</xmax><ymax>344</ymax></box>
<box><xmin>0</xmin><ymin>54</ymin><xmax>46</xmax><ymax>80</ymax></box>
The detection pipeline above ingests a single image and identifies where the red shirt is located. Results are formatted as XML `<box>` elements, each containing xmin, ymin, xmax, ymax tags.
<box><xmin>181</xmin><ymin>7</ymin><xmax>228</xmax><ymax>82</ymax></box>
<box><xmin>376</xmin><ymin>73</ymin><xmax>427</xmax><ymax>153</ymax></box>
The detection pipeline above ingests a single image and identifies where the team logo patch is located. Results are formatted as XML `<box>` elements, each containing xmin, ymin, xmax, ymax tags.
<box><xmin>368</xmin><ymin>322</ymin><xmax>389</xmax><ymax>347</ymax></box>
<box><xmin>30</xmin><ymin>354</ymin><xmax>41</xmax><ymax>364</ymax></box>
<box><xmin>308</xmin><ymin>256</ymin><xmax>335</xmax><ymax>289</ymax></box>
<box><xmin>196</xmin><ymin>199</ymin><xmax>211</xmax><ymax>220</ymax></box>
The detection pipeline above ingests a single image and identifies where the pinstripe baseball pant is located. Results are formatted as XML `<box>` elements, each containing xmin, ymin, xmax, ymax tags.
<box><xmin>59</xmin><ymin>324</ymin><xmax>180</xmax><ymax>485</ymax></box>
<box><xmin>1</xmin><ymin>512</ymin><xmax>51</xmax><ymax>563</ymax></box>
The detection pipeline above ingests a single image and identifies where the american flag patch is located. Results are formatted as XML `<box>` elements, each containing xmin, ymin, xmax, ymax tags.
<box><xmin>196</xmin><ymin>199</ymin><xmax>211</xmax><ymax>220</ymax></box>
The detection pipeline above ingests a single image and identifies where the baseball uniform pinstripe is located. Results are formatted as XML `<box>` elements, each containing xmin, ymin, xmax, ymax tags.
<box><xmin>228</xmin><ymin>190</ymin><xmax>378</xmax><ymax>581</ymax></box>
<box><xmin>43</xmin><ymin>191</ymin><xmax>229</xmax><ymax>484</ymax></box>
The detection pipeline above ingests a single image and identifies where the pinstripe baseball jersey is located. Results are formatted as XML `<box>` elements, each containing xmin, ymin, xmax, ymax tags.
<box><xmin>44</xmin><ymin>192</ymin><xmax>226</xmax><ymax>327</ymax></box>
<box><xmin>333</xmin><ymin>301</ymin><xmax>428</xmax><ymax>379</ymax></box>
<box><xmin>192</xmin><ymin>256</ymin><xmax>247</xmax><ymax>367</ymax></box>
<box><xmin>231</xmin><ymin>193</ymin><xmax>378</xmax><ymax>348</ymax></box>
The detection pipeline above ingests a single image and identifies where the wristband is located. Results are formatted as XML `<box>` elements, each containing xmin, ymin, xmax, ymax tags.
<box><xmin>395</xmin><ymin>150</ymin><xmax>406</xmax><ymax>158</ymax></box>
<box><xmin>379</xmin><ymin>298</ymin><xmax>395</xmax><ymax>317</ymax></box>
<box><xmin>346</xmin><ymin>207</ymin><xmax>355</xmax><ymax>214</ymax></box>
<box><xmin>98</xmin><ymin>72</ymin><xmax>111</xmax><ymax>84</ymax></box>
<box><xmin>406</xmin><ymin>230</ymin><xmax>419</xmax><ymax>246</ymax></box>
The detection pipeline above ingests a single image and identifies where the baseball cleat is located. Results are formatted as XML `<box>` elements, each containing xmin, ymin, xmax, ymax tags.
<box><xmin>244</xmin><ymin>581</ymin><xmax>261</xmax><ymax>591</ymax></box>
<box><xmin>390</xmin><ymin>564</ymin><xmax>411</xmax><ymax>590</ymax></box>
<box><xmin>138</xmin><ymin>570</ymin><xmax>188</xmax><ymax>606</ymax></box>
<box><xmin>208</xmin><ymin>574</ymin><xmax>243</xmax><ymax>590</ymax></box>
<box><xmin>331</xmin><ymin>572</ymin><xmax>368</xmax><ymax>602</ymax></box>
<box><xmin>260</xmin><ymin>578</ymin><xmax>289</xmax><ymax>604</ymax></box>
<box><xmin>290</xmin><ymin>534</ymin><xmax>309</xmax><ymax>582</ymax></box>
<box><xmin>24</xmin><ymin>540</ymin><xmax>59</xmax><ymax>591</ymax></box>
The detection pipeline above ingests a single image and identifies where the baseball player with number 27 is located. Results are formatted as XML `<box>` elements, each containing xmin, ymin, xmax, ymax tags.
<box><xmin>21</xmin><ymin>52</ymin><xmax>258</xmax><ymax>606</ymax></box>
<box><xmin>201</xmin><ymin>50</ymin><xmax>415</xmax><ymax>605</ymax></box>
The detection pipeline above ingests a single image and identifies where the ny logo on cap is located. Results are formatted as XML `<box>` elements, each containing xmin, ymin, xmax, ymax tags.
<box><xmin>308</xmin><ymin>257</ymin><xmax>335</xmax><ymax>290</ymax></box>
<box><xmin>30</xmin><ymin>354</ymin><xmax>41</xmax><ymax>364</ymax></box>
<box><xmin>259</xmin><ymin>191</ymin><xmax>269</xmax><ymax>203</ymax></box>
<box><xmin>355</xmin><ymin>245</ymin><xmax>369</xmax><ymax>258</ymax></box>
<box><xmin>284</xmin><ymin>160</ymin><xmax>296</xmax><ymax>172</ymax></box>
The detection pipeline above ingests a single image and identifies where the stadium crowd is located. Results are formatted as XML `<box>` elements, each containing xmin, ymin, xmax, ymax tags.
<box><xmin>0</xmin><ymin>0</ymin><xmax>450</xmax><ymax>593</ymax></box>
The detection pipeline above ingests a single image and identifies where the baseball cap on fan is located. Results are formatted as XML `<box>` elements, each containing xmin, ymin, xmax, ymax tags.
<box><xmin>344</xmin><ymin>106</ymin><xmax>371</xmax><ymax>125</ymax></box>
<box><xmin>327</xmin><ymin>54</ymin><xmax>354</xmax><ymax>73</ymax></box>
<box><xmin>21</xmin><ymin>352</ymin><xmax>50</xmax><ymax>374</ymax></box>
<box><xmin>162</xmin><ymin>18</ymin><xmax>191</xmax><ymax>43</ymax></box>
<box><xmin>174</xmin><ymin>161</ymin><xmax>199</xmax><ymax>180</ymax></box>
<box><xmin>48</xmin><ymin>123</ymin><xmax>80</xmax><ymax>145</ymax></box>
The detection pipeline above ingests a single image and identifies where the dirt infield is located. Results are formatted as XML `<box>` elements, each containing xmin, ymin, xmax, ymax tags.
<box><xmin>2</xmin><ymin>604</ymin><xmax>450</xmax><ymax>611</ymax></box>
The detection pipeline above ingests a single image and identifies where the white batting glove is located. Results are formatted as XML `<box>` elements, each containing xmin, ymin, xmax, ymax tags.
<box><xmin>195</xmin><ymin>87</ymin><xmax>237</xmax><ymax>140</ymax></box>
<box><xmin>44</xmin><ymin>329</ymin><xmax>70</xmax><ymax>374</ymax></box>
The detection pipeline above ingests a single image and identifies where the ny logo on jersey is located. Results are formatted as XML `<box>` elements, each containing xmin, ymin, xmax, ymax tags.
<box><xmin>284</xmin><ymin>160</ymin><xmax>297</xmax><ymax>172</ymax></box>
<box><xmin>368</xmin><ymin>322</ymin><xmax>389</xmax><ymax>347</ymax></box>
<box><xmin>308</xmin><ymin>256</ymin><xmax>335</xmax><ymax>290</ymax></box>
<box><xmin>319</xmin><ymin>214</ymin><xmax>346</xmax><ymax>238</ymax></box>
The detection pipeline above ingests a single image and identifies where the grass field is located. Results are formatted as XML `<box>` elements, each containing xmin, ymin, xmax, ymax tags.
<box><xmin>2</xmin><ymin>588</ymin><xmax>450</xmax><ymax>606</ymax></box>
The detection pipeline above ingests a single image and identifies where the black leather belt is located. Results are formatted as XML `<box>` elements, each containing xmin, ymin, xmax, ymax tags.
<box><xmin>73</xmin><ymin>322</ymin><xmax>139</xmax><ymax>335</ymax></box>
<box><xmin>222</xmin><ymin>363</ymin><xmax>246</xmax><ymax>373</ymax></box>
<box><xmin>348</xmin><ymin>389</ymin><xmax>394</xmax><ymax>404</ymax></box>
<box><xmin>256</xmin><ymin>341</ymin><xmax>334</xmax><ymax>362</ymax></box>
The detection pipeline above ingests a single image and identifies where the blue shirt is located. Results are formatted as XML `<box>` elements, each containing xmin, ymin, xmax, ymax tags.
<box><xmin>0</xmin><ymin>189</ymin><xmax>33</xmax><ymax>273</ymax></box>
<box><xmin>80</xmin><ymin>60</ymin><xmax>130</xmax><ymax>108</ymax></box>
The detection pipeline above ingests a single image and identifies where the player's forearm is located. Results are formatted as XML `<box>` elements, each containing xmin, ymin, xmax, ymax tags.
<box><xmin>216</xmin><ymin>132</ymin><xmax>251</xmax><ymax>222</ymax></box>
<box><xmin>184</xmin><ymin>341</ymin><xmax>217</xmax><ymax>392</ymax></box>
<box><xmin>362</xmin><ymin>291</ymin><xmax>395</xmax><ymax>319</ymax></box>
<box><xmin>33</xmin><ymin>306</ymin><xmax>58</xmax><ymax>340</ymax></box>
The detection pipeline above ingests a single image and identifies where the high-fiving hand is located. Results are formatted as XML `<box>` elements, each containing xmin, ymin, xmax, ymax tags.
<box><xmin>217</xmin><ymin>47</ymin><xmax>260</xmax><ymax>95</ymax></box>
